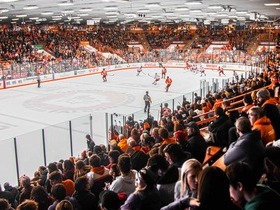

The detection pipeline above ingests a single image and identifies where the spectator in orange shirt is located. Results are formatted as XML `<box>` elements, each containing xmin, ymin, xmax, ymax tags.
<box><xmin>212</xmin><ymin>93</ymin><xmax>223</xmax><ymax>111</ymax></box>
<box><xmin>159</xmin><ymin>128</ymin><xmax>176</xmax><ymax>145</ymax></box>
<box><xmin>248</xmin><ymin>106</ymin><xmax>276</xmax><ymax>146</ymax></box>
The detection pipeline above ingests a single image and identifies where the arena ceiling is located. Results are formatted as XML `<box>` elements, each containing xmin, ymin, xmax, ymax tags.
<box><xmin>0</xmin><ymin>0</ymin><xmax>279</xmax><ymax>25</ymax></box>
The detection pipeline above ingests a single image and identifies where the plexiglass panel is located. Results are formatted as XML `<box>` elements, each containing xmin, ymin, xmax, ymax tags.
<box><xmin>44</xmin><ymin>121</ymin><xmax>71</xmax><ymax>163</ymax></box>
<box><xmin>16</xmin><ymin>130</ymin><xmax>45</xmax><ymax>180</ymax></box>
<box><xmin>71</xmin><ymin>115</ymin><xmax>91</xmax><ymax>157</ymax></box>
<box><xmin>91</xmin><ymin>112</ymin><xmax>107</xmax><ymax>145</ymax></box>
<box><xmin>0</xmin><ymin>138</ymin><xmax>18</xmax><ymax>186</ymax></box>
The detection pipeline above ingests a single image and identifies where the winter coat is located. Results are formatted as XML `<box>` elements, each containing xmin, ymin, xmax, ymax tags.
<box><xmin>252</xmin><ymin>116</ymin><xmax>276</xmax><ymax>145</ymax></box>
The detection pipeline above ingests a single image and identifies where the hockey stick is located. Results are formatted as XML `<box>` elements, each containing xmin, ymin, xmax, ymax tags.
<box><xmin>147</xmin><ymin>73</ymin><xmax>154</xmax><ymax>78</ymax></box>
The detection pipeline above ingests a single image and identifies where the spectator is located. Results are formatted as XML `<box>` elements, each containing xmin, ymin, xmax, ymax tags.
<box><xmin>126</xmin><ymin>138</ymin><xmax>149</xmax><ymax>171</ymax></box>
<box><xmin>1</xmin><ymin>183</ymin><xmax>17</xmax><ymax>207</ymax></box>
<box><xmin>16</xmin><ymin>199</ymin><xmax>38</xmax><ymax>210</ymax></box>
<box><xmin>208</xmin><ymin>107</ymin><xmax>233</xmax><ymax>147</ymax></box>
<box><xmin>121</xmin><ymin>167</ymin><xmax>161</xmax><ymax>210</ymax></box>
<box><xmin>224</xmin><ymin>117</ymin><xmax>265</xmax><ymax>178</ymax></box>
<box><xmin>248</xmin><ymin>106</ymin><xmax>276</xmax><ymax>145</ymax></box>
<box><xmin>185</xmin><ymin>121</ymin><xmax>208</xmax><ymax>163</ymax></box>
<box><xmin>117</xmin><ymin>134</ymin><xmax>129</xmax><ymax>153</ymax></box>
<box><xmin>106</xmin><ymin>150</ymin><xmax>121</xmax><ymax>169</ymax></box>
<box><xmin>256</xmin><ymin>88</ymin><xmax>280</xmax><ymax>139</ymax></box>
<box><xmin>226</xmin><ymin>162</ymin><xmax>280</xmax><ymax>210</ymax></box>
<box><xmin>99</xmin><ymin>190</ymin><xmax>121</xmax><ymax>210</ymax></box>
<box><xmin>93</xmin><ymin>145</ymin><xmax>109</xmax><ymax>166</ymax></box>
<box><xmin>147</xmin><ymin>154</ymin><xmax>179</xmax><ymax>206</ymax></box>
<box><xmin>62</xmin><ymin>160</ymin><xmax>74</xmax><ymax>181</ymax></box>
<box><xmin>30</xmin><ymin>186</ymin><xmax>52</xmax><ymax>210</ymax></box>
<box><xmin>55</xmin><ymin>200</ymin><xmax>73</xmax><ymax>210</ymax></box>
<box><xmin>211</xmin><ymin>93</ymin><xmax>223</xmax><ymax>111</ymax></box>
<box><xmin>0</xmin><ymin>198</ymin><xmax>14</xmax><ymax>210</ymax></box>
<box><xmin>159</xmin><ymin>128</ymin><xmax>176</xmax><ymax>145</ymax></box>
<box><xmin>86</xmin><ymin>154</ymin><xmax>112</xmax><ymax>200</ymax></box>
<box><xmin>163</xmin><ymin>143</ymin><xmax>191</xmax><ymax>169</ymax></box>
<box><xmin>48</xmin><ymin>184</ymin><xmax>79</xmax><ymax>210</ymax></box>
<box><xmin>85</xmin><ymin>134</ymin><xmax>95</xmax><ymax>152</ymax></box>
<box><xmin>240</xmin><ymin>94</ymin><xmax>254</xmax><ymax>117</ymax></box>
<box><xmin>49</xmin><ymin>171</ymin><xmax>75</xmax><ymax>198</ymax></box>
<box><xmin>72</xmin><ymin>176</ymin><xmax>98</xmax><ymax>210</ymax></box>
<box><xmin>73</xmin><ymin>160</ymin><xmax>90</xmax><ymax>181</ymax></box>
<box><xmin>161</xmin><ymin>166</ymin><xmax>240</xmax><ymax>210</ymax></box>
<box><xmin>18</xmin><ymin>175</ymin><xmax>33</xmax><ymax>204</ymax></box>
<box><xmin>109</xmin><ymin>154</ymin><xmax>137</xmax><ymax>197</ymax></box>
<box><xmin>174</xmin><ymin>158</ymin><xmax>202</xmax><ymax>200</ymax></box>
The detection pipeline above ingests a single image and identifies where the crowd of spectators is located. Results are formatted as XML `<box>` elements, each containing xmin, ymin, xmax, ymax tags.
<box><xmin>1</xmin><ymin>23</ymin><xmax>278</xmax><ymax>80</ymax></box>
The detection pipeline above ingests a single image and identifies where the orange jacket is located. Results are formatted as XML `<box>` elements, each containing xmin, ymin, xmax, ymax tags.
<box><xmin>241</xmin><ymin>104</ymin><xmax>254</xmax><ymax>114</ymax></box>
<box><xmin>161</xmin><ymin>137</ymin><xmax>177</xmax><ymax>145</ymax></box>
<box><xmin>212</xmin><ymin>99</ymin><xmax>223</xmax><ymax>111</ymax></box>
<box><xmin>118</xmin><ymin>138</ymin><xmax>128</xmax><ymax>153</ymax></box>
<box><xmin>252</xmin><ymin>116</ymin><xmax>276</xmax><ymax>145</ymax></box>
<box><xmin>262</xmin><ymin>97</ymin><xmax>279</xmax><ymax>106</ymax></box>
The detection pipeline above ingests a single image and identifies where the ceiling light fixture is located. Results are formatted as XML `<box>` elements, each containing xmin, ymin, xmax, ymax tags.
<box><xmin>41</xmin><ymin>11</ymin><xmax>54</xmax><ymax>15</ymax></box>
<box><xmin>0</xmin><ymin>0</ymin><xmax>19</xmax><ymax>2</ymax></box>
<box><xmin>208</xmin><ymin>5</ymin><xmax>222</xmax><ymax>9</ymax></box>
<box><xmin>16</xmin><ymin>14</ymin><xmax>27</xmax><ymax>18</ymax></box>
<box><xmin>61</xmin><ymin>9</ymin><xmax>75</xmax><ymax>14</ymax></box>
<box><xmin>264</xmin><ymin>3</ymin><xmax>280</xmax><ymax>6</ymax></box>
<box><xmin>23</xmin><ymin>5</ymin><xmax>39</xmax><ymax>10</ymax></box>
<box><xmin>145</xmin><ymin>3</ymin><xmax>161</xmax><ymax>7</ymax></box>
<box><xmin>175</xmin><ymin>7</ymin><xmax>189</xmax><ymax>11</ymax></box>
<box><xmin>185</xmin><ymin>1</ymin><xmax>202</xmax><ymax>5</ymax></box>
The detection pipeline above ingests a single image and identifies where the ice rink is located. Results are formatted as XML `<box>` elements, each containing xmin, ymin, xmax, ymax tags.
<box><xmin>0</xmin><ymin>67</ymin><xmax>232</xmax><ymax>144</ymax></box>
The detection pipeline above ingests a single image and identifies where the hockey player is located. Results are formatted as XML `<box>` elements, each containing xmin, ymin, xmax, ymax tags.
<box><xmin>101</xmin><ymin>68</ymin><xmax>107</xmax><ymax>82</ymax></box>
<box><xmin>165</xmin><ymin>76</ymin><xmax>173</xmax><ymax>92</ymax></box>
<box><xmin>152</xmin><ymin>73</ymin><xmax>160</xmax><ymax>85</ymax></box>
<box><xmin>218</xmin><ymin>66</ymin><xmax>226</xmax><ymax>76</ymax></box>
<box><xmin>161</xmin><ymin>66</ymin><xmax>167</xmax><ymax>79</ymax></box>
<box><xmin>136</xmin><ymin>66</ymin><xmax>143</xmax><ymax>76</ymax></box>
<box><xmin>200</xmin><ymin>65</ymin><xmax>206</xmax><ymax>76</ymax></box>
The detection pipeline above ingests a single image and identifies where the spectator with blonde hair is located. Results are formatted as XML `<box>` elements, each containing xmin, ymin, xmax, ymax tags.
<box><xmin>175</xmin><ymin>159</ymin><xmax>202</xmax><ymax>200</ymax></box>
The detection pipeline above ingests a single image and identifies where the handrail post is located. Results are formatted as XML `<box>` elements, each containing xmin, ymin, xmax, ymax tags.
<box><xmin>13</xmin><ymin>137</ymin><xmax>20</xmax><ymax>186</ymax></box>
<box><xmin>42</xmin><ymin>129</ymin><xmax>47</xmax><ymax>166</ymax></box>
<box><xmin>69</xmin><ymin>121</ymin><xmax>73</xmax><ymax>157</ymax></box>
